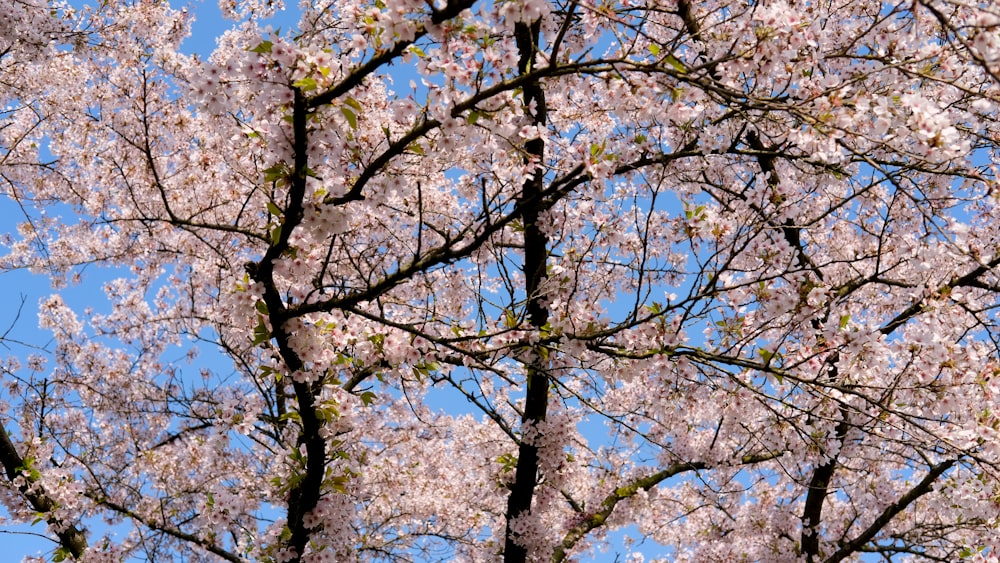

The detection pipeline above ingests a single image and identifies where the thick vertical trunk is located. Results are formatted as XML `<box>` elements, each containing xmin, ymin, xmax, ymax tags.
<box><xmin>249</xmin><ymin>89</ymin><xmax>327</xmax><ymax>563</ymax></box>
<box><xmin>503</xmin><ymin>17</ymin><xmax>550</xmax><ymax>563</ymax></box>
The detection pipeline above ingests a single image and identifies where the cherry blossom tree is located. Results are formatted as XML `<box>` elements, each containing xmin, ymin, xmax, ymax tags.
<box><xmin>5</xmin><ymin>0</ymin><xmax>1000</xmax><ymax>560</ymax></box>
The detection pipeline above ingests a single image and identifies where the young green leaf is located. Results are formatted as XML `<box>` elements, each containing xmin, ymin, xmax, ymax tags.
<box><xmin>341</xmin><ymin>107</ymin><xmax>358</xmax><ymax>129</ymax></box>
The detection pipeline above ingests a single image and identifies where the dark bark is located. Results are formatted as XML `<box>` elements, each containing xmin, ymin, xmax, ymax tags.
<box><xmin>503</xmin><ymin>16</ymin><xmax>551</xmax><ymax>563</ymax></box>
<box><xmin>745</xmin><ymin>129</ymin><xmax>847</xmax><ymax>562</ymax></box>
<box><xmin>800</xmin><ymin>417</ymin><xmax>850</xmax><ymax>562</ymax></box>
<box><xmin>0</xmin><ymin>425</ymin><xmax>88</xmax><ymax>559</ymax></box>
<box><xmin>249</xmin><ymin>89</ymin><xmax>327</xmax><ymax>563</ymax></box>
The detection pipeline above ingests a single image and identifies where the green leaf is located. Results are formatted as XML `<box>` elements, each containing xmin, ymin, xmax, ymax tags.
<box><xmin>249</xmin><ymin>40</ymin><xmax>273</xmax><ymax>54</ymax></box>
<box><xmin>270</xmin><ymin>224</ymin><xmax>282</xmax><ymax>244</ymax></box>
<box><xmin>407</xmin><ymin>142</ymin><xmax>425</xmax><ymax>155</ymax></box>
<box><xmin>503</xmin><ymin>309</ymin><xmax>518</xmax><ymax>329</ymax></box>
<box><xmin>368</xmin><ymin>333</ymin><xmax>386</xmax><ymax>353</ymax></box>
<box><xmin>292</xmin><ymin>76</ymin><xmax>318</xmax><ymax>91</ymax></box>
<box><xmin>467</xmin><ymin>110</ymin><xmax>480</xmax><ymax>125</ymax></box>
<box><xmin>344</xmin><ymin>97</ymin><xmax>363</xmax><ymax>112</ymax></box>
<box><xmin>329</xmin><ymin>474</ymin><xmax>349</xmax><ymax>493</ymax></box>
<box><xmin>360</xmin><ymin>391</ymin><xmax>376</xmax><ymax>406</ymax></box>
<box><xmin>684</xmin><ymin>204</ymin><xmax>706</xmax><ymax>220</ymax></box>
<box><xmin>959</xmin><ymin>547</ymin><xmax>986</xmax><ymax>558</ymax></box>
<box><xmin>266</xmin><ymin>201</ymin><xmax>282</xmax><ymax>216</ymax></box>
<box><xmin>497</xmin><ymin>452</ymin><xmax>517</xmax><ymax>472</ymax></box>
<box><xmin>262</xmin><ymin>163</ymin><xmax>287</xmax><ymax>183</ymax></box>
<box><xmin>255</xmin><ymin>300</ymin><xmax>269</xmax><ymax>315</ymax></box>
<box><xmin>252</xmin><ymin>317</ymin><xmax>271</xmax><ymax>346</ymax></box>
<box><xmin>839</xmin><ymin>314</ymin><xmax>850</xmax><ymax>330</ymax></box>
<box><xmin>279</xmin><ymin>411</ymin><xmax>302</xmax><ymax>423</ymax></box>
<box><xmin>18</xmin><ymin>456</ymin><xmax>41</xmax><ymax>481</ymax></box>
<box><xmin>648</xmin><ymin>43</ymin><xmax>661</xmax><ymax>56</ymax></box>
<box><xmin>663</xmin><ymin>53</ymin><xmax>687</xmax><ymax>73</ymax></box>
<box><xmin>317</xmin><ymin>404</ymin><xmax>340</xmax><ymax>422</ymax></box>
<box><xmin>341</xmin><ymin>107</ymin><xmax>358</xmax><ymax>129</ymax></box>
<box><xmin>408</xmin><ymin>45</ymin><xmax>426</xmax><ymax>57</ymax></box>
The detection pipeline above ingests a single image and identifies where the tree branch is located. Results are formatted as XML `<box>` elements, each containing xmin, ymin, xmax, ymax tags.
<box><xmin>0</xmin><ymin>424</ymin><xmax>87</xmax><ymax>559</ymax></box>
<box><xmin>552</xmin><ymin>453</ymin><xmax>782</xmax><ymax>562</ymax></box>
<box><xmin>823</xmin><ymin>459</ymin><xmax>956</xmax><ymax>563</ymax></box>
